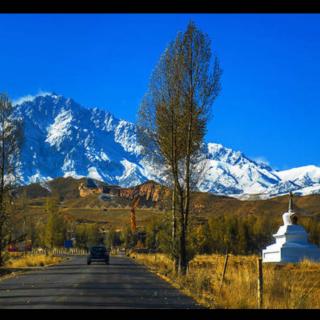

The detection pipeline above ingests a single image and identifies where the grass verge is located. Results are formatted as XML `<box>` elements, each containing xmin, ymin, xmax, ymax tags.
<box><xmin>0</xmin><ymin>254</ymin><xmax>64</xmax><ymax>282</ymax></box>
<box><xmin>130</xmin><ymin>252</ymin><xmax>320</xmax><ymax>309</ymax></box>
<box><xmin>5</xmin><ymin>254</ymin><xmax>63</xmax><ymax>268</ymax></box>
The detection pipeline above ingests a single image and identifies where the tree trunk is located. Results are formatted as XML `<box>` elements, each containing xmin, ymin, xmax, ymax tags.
<box><xmin>0</xmin><ymin>235</ymin><xmax>3</xmax><ymax>266</ymax></box>
<box><xmin>171</xmin><ymin>186</ymin><xmax>179</xmax><ymax>271</ymax></box>
<box><xmin>178</xmin><ymin>215</ymin><xmax>187</xmax><ymax>275</ymax></box>
<box><xmin>184</xmin><ymin>116</ymin><xmax>192</xmax><ymax>242</ymax></box>
<box><xmin>170</xmin><ymin>106</ymin><xmax>178</xmax><ymax>271</ymax></box>
<box><xmin>171</xmin><ymin>187</ymin><xmax>176</xmax><ymax>241</ymax></box>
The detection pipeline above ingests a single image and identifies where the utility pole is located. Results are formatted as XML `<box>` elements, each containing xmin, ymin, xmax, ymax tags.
<box><xmin>23</xmin><ymin>217</ymin><xmax>26</xmax><ymax>255</ymax></box>
<box><xmin>257</xmin><ymin>257</ymin><xmax>263</xmax><ymax>309</ymax></box>
<box><xmin>219</xmin><ymin>249</ymin><xmax>229</xmax><ymax>294</ymax></box>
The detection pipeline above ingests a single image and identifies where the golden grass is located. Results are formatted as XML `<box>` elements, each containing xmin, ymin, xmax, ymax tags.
<box><xmin>130</xmin><ymin>253</ymin><xmax>320</xmax><ymax>309</ymax></box>
<box><xmin>5</xmin><ymin>254</ymin><xmax>63</xmax><ymax>268</ymax></box>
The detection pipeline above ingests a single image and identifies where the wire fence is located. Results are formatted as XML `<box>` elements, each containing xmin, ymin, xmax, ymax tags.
<box><xmin>29</xmin><ymin>248</ymin><xmax>88</xmax><ymax>256</ymax></box>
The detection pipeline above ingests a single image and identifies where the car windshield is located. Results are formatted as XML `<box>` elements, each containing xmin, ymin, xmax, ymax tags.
<box><xmin>91</xmin><ymin>247</ymin><xmax>107</xmax><ymax>254</ymax></box>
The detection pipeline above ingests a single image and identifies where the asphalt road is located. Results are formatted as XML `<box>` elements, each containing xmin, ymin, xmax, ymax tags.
<box><xmin>0</xmin><ymin>255</ymin><xmax>201</xmax><ymax>309</ymax></box>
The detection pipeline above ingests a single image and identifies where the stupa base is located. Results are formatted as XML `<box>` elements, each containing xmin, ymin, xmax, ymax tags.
<box><xmin>263</xmin><ymin>243</ymin><xmax>320</xmax><ymax>263</ymax></box>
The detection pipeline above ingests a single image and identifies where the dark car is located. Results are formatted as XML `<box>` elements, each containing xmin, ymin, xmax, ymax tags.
<box><xmin>87</xmin><ymin>246</ymin><xmax>110</xmax><ymax>265</ymax></box>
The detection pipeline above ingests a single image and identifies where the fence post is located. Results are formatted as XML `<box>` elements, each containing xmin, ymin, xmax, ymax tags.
<box><xmin>219</xmin><ymin>251</ymin><xmax>229</xmax><ymax>294</ymax></box>
<box><xmin>257</xmin><ymin>257</ymin><xmax>263</xmax><ymax>309</ymax></box>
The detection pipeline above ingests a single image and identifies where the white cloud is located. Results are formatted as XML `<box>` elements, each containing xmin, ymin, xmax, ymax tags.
<box><xmin>88</xmin><ymin>167</ymin><xmax>103</xmax><ymax>181</ymax></box>
<box><xmin>253</xmin><ymin>156</ymin><xmax>270</xmax><ymax>167</ymax></box>
<box><xmin>12</xmin><ymin>90</ymin><xmax>52</xmax><ymax>106</ymax></box>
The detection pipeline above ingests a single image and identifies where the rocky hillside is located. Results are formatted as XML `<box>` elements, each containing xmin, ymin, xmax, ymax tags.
<box><xmin>17</xmin><ymin>177</ymin><xmax>320</xmax><ymax>223</ymax></box>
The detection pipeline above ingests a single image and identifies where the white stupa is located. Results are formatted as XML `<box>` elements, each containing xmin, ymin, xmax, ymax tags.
<box><xmin>262</xmin><ymin>192</ymin><xmax>320</xmax><ymax>263</ymax></box>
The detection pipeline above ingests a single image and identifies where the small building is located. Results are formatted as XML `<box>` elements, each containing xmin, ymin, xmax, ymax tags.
<box><xmin>262</xmin><ymin>192</ymin><xmax>320</xmax><ymax>263</ymax></box>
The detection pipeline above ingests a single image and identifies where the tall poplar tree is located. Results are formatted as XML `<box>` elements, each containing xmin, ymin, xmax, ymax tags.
<box><xmin>0</xmin><ymin>93</ymin><xmax>22</xmax><ymax>266</ymax></box>
<box><xmin>138</xmin><ymin>22</ymin><xmax>222</xmax><ymax>274</ymax></box>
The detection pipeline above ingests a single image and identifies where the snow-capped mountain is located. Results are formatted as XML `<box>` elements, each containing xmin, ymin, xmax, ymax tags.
<box><xmin>13</xmin><ymin>92</ymin><xmax>320</xmax><ymax>199</ymax></box>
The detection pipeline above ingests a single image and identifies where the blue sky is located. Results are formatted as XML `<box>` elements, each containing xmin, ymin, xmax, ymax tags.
<box><xmin>0</xmin><ymin>14</ymin><xmax>319</xmax><ymax>170</ymax></box>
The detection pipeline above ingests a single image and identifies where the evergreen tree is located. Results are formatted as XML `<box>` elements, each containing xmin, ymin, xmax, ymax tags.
<box><xmin>146</xmin><ymin>220</ymin><xmax>160</xmax><ymax>250</ymax></box>
<box><xmin>87</xmin><ymin>224</ymin><xmax>101</xmax><ymax>247</ymax></box>
<box><xmin>44</xmin><ymin>198</ymin><xmax>66</xmax><ymax>248</ymax></box>
<box><xmin>75</xmin><ymin>224</ymin><xmax>88</xmax><ymax>248</ymax></box>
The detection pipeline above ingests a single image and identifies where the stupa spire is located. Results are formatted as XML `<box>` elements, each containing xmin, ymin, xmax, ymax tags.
<box><xmin>288</xmin><ymin>191</ymin><xmax>293</xmax><ymax>213</ymax></box>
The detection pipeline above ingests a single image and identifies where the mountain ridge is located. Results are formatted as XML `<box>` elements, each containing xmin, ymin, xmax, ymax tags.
<box><xmin>12</xmin><ymin>92</ymin><xmax>320</xmax><ymax>199</ymax></box>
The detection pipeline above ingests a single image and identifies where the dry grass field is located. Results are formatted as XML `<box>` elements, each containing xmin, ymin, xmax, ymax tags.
<box><xmin>130</xmin><ymin>253</ymin><xmax>320</xmax><ymax>309</ymax></box>
<box><xmin>4</xmin><ymin>254</ymin><xmax>63</xmax><ymax>268</ymax></box>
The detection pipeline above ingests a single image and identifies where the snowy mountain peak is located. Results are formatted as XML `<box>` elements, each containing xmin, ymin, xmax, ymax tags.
<box><xmin>276</xmin><ymin>165</ymin><xmax>320</xmax><ymax>187</ymax></box>
<box><xmin>13</xmin><ymin>93</ymin><xmax>320</xmax><ymax>199</ymax></box>
<box><xmin>13</xmin><ymin>91</ymin><xmax>54</xmax><ymax>106</ymax></box>
<box><xmin>45</xmin><ymin>108</ymin><xmax>73</xmax><ymax>150</ymax></box>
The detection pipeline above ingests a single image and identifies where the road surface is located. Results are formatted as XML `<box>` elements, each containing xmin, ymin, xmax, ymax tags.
<box><xmin>0</xmin><ymin>255</ymin><xmax>201</xmax><ymax>309</ymax></box>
